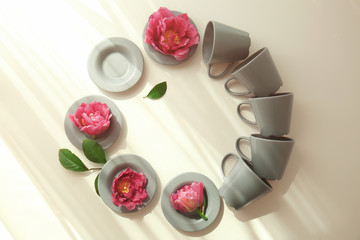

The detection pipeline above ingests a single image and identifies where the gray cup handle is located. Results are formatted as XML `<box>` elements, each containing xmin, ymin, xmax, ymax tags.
<box><xmin>237</xmin><ymin>101</ymin><xmax>257</xmax><ymax>125</ymax></box>
<box><xmin>224</xmin><ymin>77</ymin><xmax>251</xmax><ymax>96</ymax></box>
<box><xmin>235</xmin><ymin>137</ymin><xmax>251</xmax><ymax>161</ymax></box>
<box><xmin>220</xmin><ymin>153</ymin><xmax>240</xmax><ymax>180</ymax></box>
<box><xmin>208</xmin><ymin>62</ymin><xmax>233</xmax><ymax>79</ymax></box>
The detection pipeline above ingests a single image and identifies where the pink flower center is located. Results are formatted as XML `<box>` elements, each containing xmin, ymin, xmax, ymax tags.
<box><xmin>117</xmin><ymin>180</ymin><xmax>130</xmax><ymax>194</ymax></box>
<box><xmin>163</xmin><ymin>30</ymin><xmax>180</xmax><ymax>45</ymax></box>
<box><xmin>81</xmin><ymin>112</ymin><xmax>103</xmax><ymax>126</ymax></box>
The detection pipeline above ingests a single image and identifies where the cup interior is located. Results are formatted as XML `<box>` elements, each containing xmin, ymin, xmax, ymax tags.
<box><xmin>232</xmin><ymin>48</ymin><xmax>265</xmax><ymax>73</ymax></box>
<box><xmin>223</xmin><ymin>154</ymin><xmax>271</xmax><ymax>189</ymax></box>
<box><xmin>251</xmin><ymin>92</ymin><xmax>292</xmax><ymax>100</ymax></box>
<box><xmin>252</xmin><ymin>134</ymin><xmax>293</xmax><ymax>142</ymax></box>
<box><xmin>202</xmin><ymin>22</ymin><xmax>214</xmax><ymax>64</ymax></box>
<box><xmin>242</xmin><ymin>159</ymin><xmax>272</xmax><ymax>189</ymax></box>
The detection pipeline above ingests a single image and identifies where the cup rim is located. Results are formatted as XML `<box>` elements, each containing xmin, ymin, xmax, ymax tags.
<box><xmin>251</xmin><ymin>134</ymin><xmax>294</xmax><ymax>142</ymax></box>
<box><xmin>231</xmin><ymin>47</ymin><xmax>267</xmax><ymax>74</ymax></box>
<box><xmin>223</xmin><ymin>153</ymin><xmax>272</xmax><ymax>189</ymax></box>
<box><xmin>249</xmin><ymin>92</ymin><xmax>293</xmax><ymax>100</ymax></box>
<box><xmin>202</xmin><ymin>21</ymin><xmax>215</xmax><ymax>64</ymax></box>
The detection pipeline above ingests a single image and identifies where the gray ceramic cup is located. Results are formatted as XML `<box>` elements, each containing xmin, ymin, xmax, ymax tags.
<box><xmin>236</xmin><ymin>134</ymin><xmax>295</xmax><ymax>180</ymax></box>
<box><xmin>219</xmin><ymin>153</ymin><xmax>272</xmax><ymax>210</ymax></box>
<box><xmin>203</xmin><ymin>21</ymin><xmax>251</xmax><ymax>79</ymax></box>
<box><xmin>237</xmin><ymin>92</ymin><xmax>294</xmax><ymax>137</ymax></box>
<box><xmin>225</xmin><ymin>48</ymin><xmax>283</xmax><ymax>97</ymax></box>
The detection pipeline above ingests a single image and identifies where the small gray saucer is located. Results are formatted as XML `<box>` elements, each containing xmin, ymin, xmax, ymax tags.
<box><xmin>64</xmin><ymin>95</ymin><xmax>122</xmax><ymax>149</ymax></box>
<box><xmin>87</xmin><ymin>37</ymin><xmax>144</xmax><ymax>92</ymax></box>
<box><xmin>98</xmin><ymin>154</ymin><xmax>157</xmax><ymax>213</ymax></box>
<box><xmin>161</xmin><ymin>172</ymin><xmax>220</xmax><ymax>232</ymax></box>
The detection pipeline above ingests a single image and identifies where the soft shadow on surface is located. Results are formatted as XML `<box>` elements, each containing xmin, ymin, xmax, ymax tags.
<box><xmin>218</xmin><ymin>153</ymin><xmax>281</xmax><ymax>222</ymax></box>
<box><xmin>207</xmin><ymin>62</ymin><xmax>233</xmax><ymax>79</ymax></box>
<box><xmin>69</xmin><ymin>0</ymin><xmax>151</xmax><ymax>101</ymax></box>
<box><xmin>106</xmin><ymin>110</ymin><xmax>128</xmax><ymax>157</ymax></box>
<box><xmin>230</xmin><ymin>190</ymin><xmax>281</xmax><ymax>222</ymax></box>
<box><xmin>275</xmin><ymin>98</ymin><xmax>302</xmax><ymax>194</ymax></box>
<box><xmin>219</xmin><ymin>100</ymin><xmax>302</xmax><ymax>222</ymax></box>
<box><xmin>176</xmin><ymin>199</ymin><xmax>224</xmax><ymax>237</ymax></box>
<box><xmin>217</xmin><ymin>91</ymin><xmax>303</xmax><ymax>222</ymax></box>
<box><xmin>206</xmin><ymin>59</ymin><xmax>247</xmax><ymax>81</ymax></box>
<box><xmin>224</xmin><ymin>144</ymin><xmax>301</xmax><ymax>222</ymax></box>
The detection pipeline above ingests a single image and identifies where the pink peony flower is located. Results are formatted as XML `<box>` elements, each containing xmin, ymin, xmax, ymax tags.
<box><xmin>68</xmin><ymin>101</ymin><xmax>112</xmax><ymax>136</ymax></box>
<box><xmin>111</xmin><ymin>168</ymin><xmax>148</xmax><ymax>210</ymax></box>
<box><xmin>145</xmin><ymin>7</ymin><xmax>200</xmax><ymax>61</ymax></box>
<box><xmin>170</xmin><ymin>181</ymin><xmax>207</xmax><ymax>220</ymax></box>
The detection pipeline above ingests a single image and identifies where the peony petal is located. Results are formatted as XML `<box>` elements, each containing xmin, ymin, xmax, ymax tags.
<box><xmin>173</xmin><ymin>48</ymin><xmax>189</xmax><ymax>61</ymax></box>
<box><xmin>67</xmin><ymin>114</ymin><xmax>80</xmax><ymax>128</ymax></box>
<box><xmin>158</xmin><ymin>7</ymin><xmax>174</xmax><ymax>18</ymax></box>
<box><xmin>150</xmin><ymin>41</ymin><xmax>165</xmax><ymax>54</ymax></box>
<box><xmin>81</xmin><ymin>113</ymin><xmax>93</xmax><ymax>125</ymax></box>
<box><xmin>172</xmin><ymin>17</ymin><xmax>188</xmax><ymax>36</ymax></box>
<box><xmin>149</xmin><ymin>7</ymin><xmax>173</xmax><ymax>24</ymax></box>
<box><xmin>73</xmin><ymin>105</ymin><xmax>85</xmax><ymax>119</ymax></box>
<box><xmin>131</xmin><ymin>189</ymin><xmax>148</xmax><ymax>203</ymax></box>
<box><xmin>176</xmin><ymin>13</ymin><xmax>190</xmax><ymax>23</ymax></box>
<box><xmin>122</xmin><ymin>200</ymin><xmax>136</xmax><ymax>210</ymax></box>
<box><xmin>159</xmin><ymin>18</ymin><xmax>168</xmax><ymax>33</ymax></box>
<box><xmin>84</xmin><ymin>102</ymin><xmax>94</xmax><ymax>114</ymax></box>
<box><xmin>170</xmin><ymin>194</ymin><xmax>188</xmax><ymax>212</ymax></box>
<box><xmin>181</xmin><ymin>198</ymin><xmax>199</xmax><ymax>212</ymax></box>
<box><xmin>185</xmin><ymin>29</ymin><xmax>200</xmax><ymax>46</ymax></box>
<box><xmin>89</xmin><ymin>102</ymin><xmax>110</xmax><ymax>119</ymax></box>
<box><xmin>172</xmin><ymin>38</ymin><xmax>189</xmax><ymax>49</ymax></box>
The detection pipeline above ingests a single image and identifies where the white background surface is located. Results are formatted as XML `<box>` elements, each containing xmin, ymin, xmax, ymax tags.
<box><xmin>1</xmin><ymin>0</ymin><xmax>360</xmax><ymax>239</ymax></box>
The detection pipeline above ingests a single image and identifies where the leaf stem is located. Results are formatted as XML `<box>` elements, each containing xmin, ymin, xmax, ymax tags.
<box><xmin>89</xmin><ymin>167</ymin><xmax>102</xmax><ymax>171</ymax></box>
<box><xmin>195</xmin><ymin>208</ymin><xmax>208</xmax><ymax>221</ymax></box>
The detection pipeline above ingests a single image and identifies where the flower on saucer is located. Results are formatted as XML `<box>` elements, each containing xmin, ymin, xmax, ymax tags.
<box><xmin>145</xmin><ymin>7</ymin><xmax>200</xmax><ymax>61</ymax></box>
<box><xmin>68</xmin><ymin>101</ymin><xmax>112</xmax><ymax>136</ymax></box>
<box><xmin>111</xmin><ymin>168</ymin><xmax>148</xmax><ymax>210</ymax></box>
<box><xmin>170</xmin><ymin>181</ymin><xmax>207</xmax><ymax>220</ymax></box>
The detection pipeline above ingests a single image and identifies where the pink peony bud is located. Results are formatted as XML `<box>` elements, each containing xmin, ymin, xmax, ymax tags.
<box><xmin>145</xmin><ymin>7</ymin><xmax>200</xmax><ymax>61</ymax></box>
<box><xmin>68</xmin><ymin>101</ymin><xmax>112</xmax><ymax>136</ymax></box>
<box><xmin>170</xmin><ymin>181</ymin><xmax>207</xmax><ymax>220</ymax></box>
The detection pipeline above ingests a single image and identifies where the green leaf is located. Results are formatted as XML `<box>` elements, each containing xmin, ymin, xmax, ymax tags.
<box><xmin>202</xmin><ymin>190</ymin><xmax>207</xmax><ymax>215</ymax></box>
<box><xmin>58</xmin><ymin>149</ymin><xmax>89</xmax><ymax>172</ymax></box>
<box><xmin>82</xmin><ymin>139</ymin><xmax>106</xmax><ymax>164</ymax></box>
<box><xmin>144</xmin><ymin>81</ymin><xmax>167</xmax><ymax>99</ymax></box>
<box><xmin>94</xmin><ymin>173</ymin><xmax>100</xmax><ymax>196</ymax></box>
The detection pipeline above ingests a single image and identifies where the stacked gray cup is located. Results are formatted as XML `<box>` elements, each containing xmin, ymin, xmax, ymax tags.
<box><xmin>203</xmin><ymin>21</ymin><xmax>295</xmax><ymax>210</ymax></box>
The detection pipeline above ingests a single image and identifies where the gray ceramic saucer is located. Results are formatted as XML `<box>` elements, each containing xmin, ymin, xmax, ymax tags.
<box><xmin>64</xmin><ymin>95</ymin><xmax>122</xmax><ymax>149</ymax></box>
<box><xmin>142</xmin><ymin>11</ymin><xmax>199</xmax><ymax>65</ymax></box>
<box><xmin>98</xmin><ymin>154</ymin><xmax>157</xmax><ymax>213</ymax></box>
<box><xmin>87</xmin><ymin>37</ymin><xmax>144</xmax><ymax>92</ymax></box>
<box><xmin>161</xmin><ymin>172</ymin><xmax>220</xmax><ymax>232</ymax></box>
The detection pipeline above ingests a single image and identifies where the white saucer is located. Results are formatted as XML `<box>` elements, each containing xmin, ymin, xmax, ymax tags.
<box><xmin>64</xmin><ymin>95</ymin><xmax>122</xmax><ymax>149</ymax></box>
<box><xmin>142</xmin><ymin>11</ymin><xmax>199</xmax><ymax>66</ymax></box>
<box><xmin>161</xmin><ymin>172</ymin><xmax>220</xmax><ymax>232</ymax></box>
<box><xmin>87</xmin><ymin>37</ymin><xmax>144</xmax><ymax>92</ymax></box>
<box><xmin>98</xmin><ymin>154</ymin><xmax>157</xmax><ymax>213</ymax></box>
